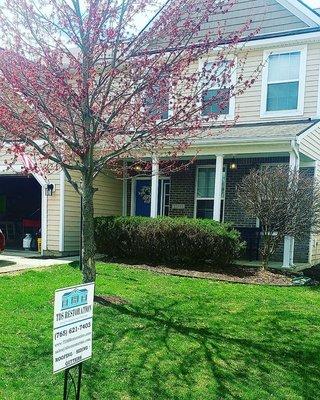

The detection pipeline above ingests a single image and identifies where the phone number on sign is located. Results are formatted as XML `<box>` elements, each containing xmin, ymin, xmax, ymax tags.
<box><xmin>55</xmin><ymin>322</ymin><xmax>91</xmax><ymax>339</ymax></box>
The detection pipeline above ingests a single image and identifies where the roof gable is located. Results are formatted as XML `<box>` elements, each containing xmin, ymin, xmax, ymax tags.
<box><xmin>195</xmin><ymin>0</ymin><xmax>320</xmax><ymax>41</ymax></box>
<box><xmin>277</xmin><ymin>0</ymin><xmax>320</xmax><ymax>27</ymax></box>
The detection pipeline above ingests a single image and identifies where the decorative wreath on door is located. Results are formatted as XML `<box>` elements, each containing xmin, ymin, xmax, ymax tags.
<box><xmin>138</xmin><ymin>185</ymin><xmax>151</xmax><ymax>204</ymax></box>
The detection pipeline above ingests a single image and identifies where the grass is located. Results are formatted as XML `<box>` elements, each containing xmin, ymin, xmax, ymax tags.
<box><xmin>0</xmin><ymin>263</ymin><xmax>320</xmax><ymax>399</ymax></box>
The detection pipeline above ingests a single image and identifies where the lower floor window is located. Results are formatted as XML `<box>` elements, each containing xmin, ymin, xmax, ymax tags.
<box><xmin>195</xmin><ymin>166</ymin><xmax>226</xmax><ymax>220</ymax></box>
<box><xmin>196</xmin><ymin>199</ymin><xmax>225</xmax><ymax>220</ymax></box>
<box><xmin>196</xmin><ymin>199</ymin><xmax>214</xmax><ymax>219</ymax></box>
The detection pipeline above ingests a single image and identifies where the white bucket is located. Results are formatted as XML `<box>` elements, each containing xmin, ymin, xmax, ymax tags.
<box><xmin>23</xmin><ymin>233</ymin><xmax>32</xmax><ymax>250</ymax></box>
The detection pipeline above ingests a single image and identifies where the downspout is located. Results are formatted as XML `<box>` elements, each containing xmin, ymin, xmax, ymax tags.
<box><xmin>283</xmin><ymin>139</ymin><xmax>300</xmax><ymax>268</ymax></box>
<box><xmin>294</xmin><ymin>136</ymin><xmax>315</xmax><ymax>266</ymax></box>
<box><xmin>291</xmin><ymin>138</ymin><xmax>300</xmax><ymax>166</ymax></box>
<box><xmin>290</xmin><ymin>138</ymin><xmax>300</xmax><ymax>267</ymax></box>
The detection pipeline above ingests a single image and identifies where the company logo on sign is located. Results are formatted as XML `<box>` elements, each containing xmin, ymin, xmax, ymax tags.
<box><xmin>61</xmin><ymin>289</ymin><xmax>88</xmax><ymax>310</ymax></box>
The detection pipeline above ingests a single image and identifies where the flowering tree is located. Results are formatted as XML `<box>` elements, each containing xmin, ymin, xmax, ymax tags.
<box><xmin>236</xmin><ymin>166</ymin><xmax>320</xmax><ymax>270</ymax></box>
<box><xmin>0</xmin><ymin>0</ymin><xmax>260</xmax><ymax>282</ymax></box>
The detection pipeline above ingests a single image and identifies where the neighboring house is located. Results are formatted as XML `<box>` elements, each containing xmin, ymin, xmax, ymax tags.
<box><xmin>124</xmin><ymin>0</ymin><xmax>320</xmax><ymax>268</ymax></box>
<box><xmin>0</xmin><ymin>161</ymin><xmax>122</xmax><ymax>256</ymax></box>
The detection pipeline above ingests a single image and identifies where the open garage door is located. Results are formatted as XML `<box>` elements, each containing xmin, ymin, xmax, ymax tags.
<box><xmin>0</xmin><ymin>175</ymin><xmax>41</xmax><ymax>250</ymax></box>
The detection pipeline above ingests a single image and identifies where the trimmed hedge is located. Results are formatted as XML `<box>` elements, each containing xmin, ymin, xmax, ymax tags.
<box><xmin>94</xmin><ymin>216</ymin><xmax>244</xmax><ymax>267</ymax></box>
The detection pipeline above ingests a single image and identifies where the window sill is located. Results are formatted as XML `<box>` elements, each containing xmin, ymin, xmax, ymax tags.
<box><xmin>201</xmin><ymin>115</ymin><xmax>235</xmax><ymax>123</ymax></box>
<box><xmin>260</xmin><ymin>109</ymin><xmax>303</xmax><ymax>118</ymax></box>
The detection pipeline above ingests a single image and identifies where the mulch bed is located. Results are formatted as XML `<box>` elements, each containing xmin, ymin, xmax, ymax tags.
<box><xmin>109</xmin><ymin>261</ymin><xmax>294</xmax><ymax>286</ymax></box>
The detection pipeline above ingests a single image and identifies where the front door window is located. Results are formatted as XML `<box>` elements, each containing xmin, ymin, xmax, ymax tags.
<box><xmin>162</xmin><ymin>182</ymin><xmax>170</xmax><ymax>216</ymax></box>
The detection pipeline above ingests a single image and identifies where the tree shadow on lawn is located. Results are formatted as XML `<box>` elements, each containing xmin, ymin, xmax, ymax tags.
<box><xmin>86</xmin><ymin>298</ymin><xmax>320</xmax><ymax>400</ymax></box>
<box><xmin>0</xmin><ymin>260</ymin><xmax>16</xmax><ymax>268</ymax></box>
<box><xmin>100</xmin><ymin>255</ymin><xmax>260</xmax><ymax>278</ymax></box>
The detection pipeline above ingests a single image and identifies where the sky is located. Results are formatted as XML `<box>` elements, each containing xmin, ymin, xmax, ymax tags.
<box><xmin>304</xmin><ymin>0</ymin><xmax>320</xmax><ymax>7</ymax></box>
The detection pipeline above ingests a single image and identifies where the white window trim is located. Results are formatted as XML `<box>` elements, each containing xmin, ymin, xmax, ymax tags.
<box><xmin>260</xmin><ymin>45</ymin><xmax>307</xmax><ymax>118</ymax></box>
<box><xmin>194</xmin><ymin>165</ymin><xmax>227</xmax><ymax>221</ymax></box>
<box><xmin>198</xmin><ymin>57</ymin><xmax>237</xmax><ymax>121</ymax></box>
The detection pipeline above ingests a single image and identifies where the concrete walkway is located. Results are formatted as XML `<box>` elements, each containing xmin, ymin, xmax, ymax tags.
<box><xmin>0</xmin><ymin>250</ymin><xmax>78</xmax><ymax>274</ymax></box>
<box><xmin>235</xmin><ymin>259</ymin><xmax>310</xmax><ymax>272</ymax></box>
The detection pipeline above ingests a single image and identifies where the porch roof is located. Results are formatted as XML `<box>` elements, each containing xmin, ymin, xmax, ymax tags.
<box><xmin>196</xmin><ymin>120</ymin><xmax>318</xmax><ymax>144</ymax></box>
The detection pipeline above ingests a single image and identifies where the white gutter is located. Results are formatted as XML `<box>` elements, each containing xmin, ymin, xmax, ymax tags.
<box><xmin>238</xmin><ymin>31</ymin><xmax>320</xmax><ymax>49</ymax></box>
<box><xmin>189</xmin><ymin>136</ymin><xmax>295</xmax><ymax>147</ymax></box>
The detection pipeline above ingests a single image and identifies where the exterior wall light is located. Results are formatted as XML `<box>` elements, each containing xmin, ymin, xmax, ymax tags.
<box><xmin>133</xmin><ymin>164</ymin><xmax>143</xmax><ymax>172</ymax></box>
<box><xmin>229</xmin><ymin>159</ymin><xmax>237</xmax><ymax>171</ymax></box>
<box><xmin>45</xmin><ymin>183</ymin><xmax>54</xmax><ymax>196</ymax></box>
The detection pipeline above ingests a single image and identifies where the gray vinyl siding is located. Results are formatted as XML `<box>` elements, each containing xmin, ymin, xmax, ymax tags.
<box><xmin>196</xmin><ymin>0</ymin><xmax>308</xmax><ymax>40</ymax></box>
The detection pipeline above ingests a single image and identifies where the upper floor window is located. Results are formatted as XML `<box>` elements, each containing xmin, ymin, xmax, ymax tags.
<box><xmin>200</xmin><ymin>59</ymin><xmax>236</xmax><ymax>120</ymax></box>
<box><xmin>144</xmin><ymin>76</ymin><xmax>170</xmax><ymax>121</ymax></box>
<box><xmin>261</xmin><ymin>46</ymin><xmax>307</xmax><ymax>117</ymax></box>
<box><xmin>202</xmin><ymin>88</ymin><xmax>230</xmax><ymax>116</ymax></box>
<box><xmin>144</xmin><ymin>84</ymin><xmax>169</xmax><ymax>120</ymax></box>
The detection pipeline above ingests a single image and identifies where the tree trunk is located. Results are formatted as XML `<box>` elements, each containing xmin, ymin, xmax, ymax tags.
<box><xmin>81</xmin><ymin>172</ymin><xmax>96</xmax><ymax>283</ymax></box>
<box><xmin>260</xmin><ymin>233</ymin><xmax>271</xmax><ymax>271</ymax></box>
<box><xmin>261</xmin><ymin>253</ymin><xmax>269</xmax><ymax>271</ymax></box>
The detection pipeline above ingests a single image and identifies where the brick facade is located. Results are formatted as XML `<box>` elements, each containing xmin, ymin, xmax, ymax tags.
<box><xmin>127</xmin><ymin>156</ymin><xmax>313</xmax><ymax>263</ymax></box>
<box><xmin>170</xmin><ymin>163</ymin><xmax>196</xmax><ymax>217</ymax></box>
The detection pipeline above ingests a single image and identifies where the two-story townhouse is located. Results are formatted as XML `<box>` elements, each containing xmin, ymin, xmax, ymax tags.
<box><xmin>1</xmin><ymin>0</ymin><xmax>320</xmax><ymax>268</ymax></box>
<box><xmin>122</xmin><ymin>0</ymin><xmax>320</xmax><ymax>268</ymax></box>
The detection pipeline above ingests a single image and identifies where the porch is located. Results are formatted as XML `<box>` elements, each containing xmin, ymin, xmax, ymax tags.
<box><xmin>123</xmin><ymin>120</ymin><xmax>320</xmax><ymax>268</ymax></box>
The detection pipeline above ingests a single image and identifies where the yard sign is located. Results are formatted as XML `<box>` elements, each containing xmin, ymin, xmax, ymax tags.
<box><xmin>53</xmin><ymin>282</ymin><xmax>94</xmax><ymax>373</ymax></box>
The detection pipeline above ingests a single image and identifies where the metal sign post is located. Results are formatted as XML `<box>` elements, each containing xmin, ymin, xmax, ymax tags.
<box><xmin>79</xmin><ymin>194</ymin><xmax>83</xmax><ymax>271</ymax></box>
<box><xmin>63</xmin><ymin>363</ymin><xmax>83</xmax><ymax>400</ymax></box>
<box><xmin>53</xmin><ymin>283</ymin><xmax>94</xmax><ymax>399</ymax></box>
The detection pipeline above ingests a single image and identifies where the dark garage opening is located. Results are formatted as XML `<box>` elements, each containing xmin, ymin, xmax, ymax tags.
<box><xmin>0</xmin><ymin>175</ymin><xmax>41</xmax><ymax>250</ymax></box>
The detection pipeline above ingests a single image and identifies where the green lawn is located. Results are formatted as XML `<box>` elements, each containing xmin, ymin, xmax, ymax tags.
<box><xmin>0</xmin><ymin>263</ymin><xmax>320</xmax><ymax>399</ymax></box>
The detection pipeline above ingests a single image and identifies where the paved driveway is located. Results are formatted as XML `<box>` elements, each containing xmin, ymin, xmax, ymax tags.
<box><xmin>0</xmin><ymin>250</ymin><xmax>78</xmax><ymax>274</ymax></box>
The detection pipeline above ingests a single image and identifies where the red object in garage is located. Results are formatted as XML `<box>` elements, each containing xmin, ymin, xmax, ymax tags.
<box><xmin>0</xmin><ymin>229</ymin><xmax>5</xmax><ymax>252</ymax></box>
<box><xmin>22</xmin><ymin>219</ymin><xmax>41</xmax><ymax>229</ymax></box>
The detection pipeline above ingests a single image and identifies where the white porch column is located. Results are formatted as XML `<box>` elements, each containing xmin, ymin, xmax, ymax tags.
<box><xmin>213</xmin><ymin>154</ymin><xmax>224</xmax><ymax>221</ymax></box>
<box><xmin>150</xmin><ymin>155</ymin><xmax>159</xmax><ymax>218</ymax></box>
<box><xmin>283</xmin><ymin>150</ymin><xmax>300</xmax><ymax>268</ymax></box>
<box><xmin>283</xmin><ymin>236</ymin><xmax>295</xmax><ymax>268</ymax></box>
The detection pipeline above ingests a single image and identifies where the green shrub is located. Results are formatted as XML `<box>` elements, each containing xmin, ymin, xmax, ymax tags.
<box><xmin>94</xmin><ymin>216</ymin><xmax>244</xmax><ymax>267</ymax></box>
